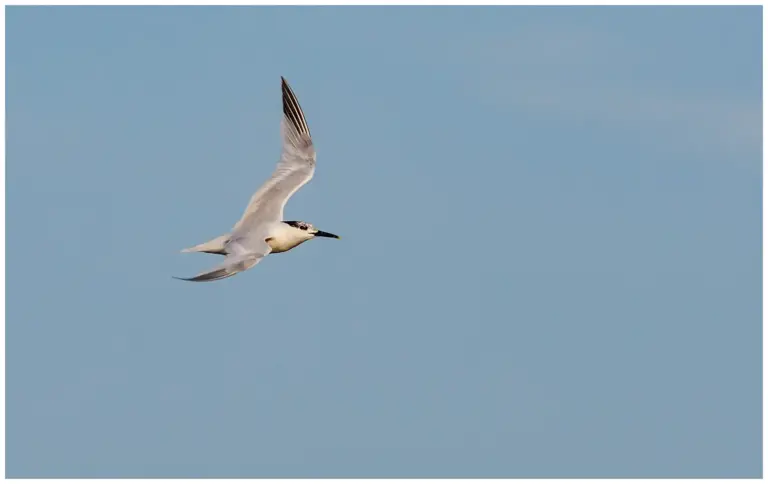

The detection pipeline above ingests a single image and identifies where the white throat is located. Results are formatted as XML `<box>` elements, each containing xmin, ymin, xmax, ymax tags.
<box><xmin>265</xmin><ymin>222</ymin><xmax>313</xmax><ymax>253</ymax></box>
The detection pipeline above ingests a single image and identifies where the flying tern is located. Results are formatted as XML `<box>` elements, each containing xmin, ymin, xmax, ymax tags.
<box><xmin>176</xmin><ymin>77</ymin><xmax>339</xmax><ymax>282</ymax></box>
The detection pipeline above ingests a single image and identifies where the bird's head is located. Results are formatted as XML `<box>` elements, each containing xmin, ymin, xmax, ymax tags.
<box><xmin>284</xmin><ymin>220</ymin><xmax>340</xmax><ymax>240</ymax></box>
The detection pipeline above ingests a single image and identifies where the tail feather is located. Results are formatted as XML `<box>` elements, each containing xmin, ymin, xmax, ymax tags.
<box><xmin>181</xmin><ymin>234</ymin><xmax>230</xmax><ymax>255</ymax></box>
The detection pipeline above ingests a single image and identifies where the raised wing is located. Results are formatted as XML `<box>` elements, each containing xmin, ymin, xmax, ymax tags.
<box><xmin>232</xmin><ymin>77</ymin><xmax>316</xmax><ymax>234</ymax></box>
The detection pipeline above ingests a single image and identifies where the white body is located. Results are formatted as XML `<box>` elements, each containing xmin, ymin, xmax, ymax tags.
<box><xmin>182</xmin><ymin>222</ymin><xmax>313</xmax><ymax>255</ymax></box>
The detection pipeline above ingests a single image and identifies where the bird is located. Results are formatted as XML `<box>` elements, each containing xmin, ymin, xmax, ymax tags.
<box><xmin>175</xmin><ymin>77</ymin><xmax>340</xmax><ymax>282</ymax></box>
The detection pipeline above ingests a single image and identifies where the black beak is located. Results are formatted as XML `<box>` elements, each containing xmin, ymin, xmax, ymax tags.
<box><xmin>314</xmin><ymin>230</ymin><xmax>340</xmax><ymax>239</ymax></box>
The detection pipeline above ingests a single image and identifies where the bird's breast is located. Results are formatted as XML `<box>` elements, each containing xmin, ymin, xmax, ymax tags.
<box><xmin>266</xmin><ymin>234</ymin><xmax>307</xmax><ymax>253</ymax></box>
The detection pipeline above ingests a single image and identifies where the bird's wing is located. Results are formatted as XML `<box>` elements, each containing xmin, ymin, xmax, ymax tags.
<box><xmin>232</xmin><ymin>77</ymin><xmax>316</xmax><ymax>234</ymax></box>
<box><xmin>174</xmin><ymin>238</ymin><xmax>271</xmax><ymax>283</ymax></box>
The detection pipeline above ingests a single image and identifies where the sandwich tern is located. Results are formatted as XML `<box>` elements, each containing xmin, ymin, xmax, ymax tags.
<box><xmin>176</xmin><ymin>77</ymin><xmax>339</xmax><ymax>282</ymax></box>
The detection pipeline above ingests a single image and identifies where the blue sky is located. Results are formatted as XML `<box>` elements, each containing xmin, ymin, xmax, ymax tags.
<box><xmin>6</xmin><ymin>6</ymin><xmax>762</xmax><ymax>478</ymax></box>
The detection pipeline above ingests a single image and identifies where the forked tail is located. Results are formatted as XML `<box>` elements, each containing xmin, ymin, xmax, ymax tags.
<box><xmin>180</xmin><ymin>234</ymin><xmax>230</xmax><ymax>255</ymax></box>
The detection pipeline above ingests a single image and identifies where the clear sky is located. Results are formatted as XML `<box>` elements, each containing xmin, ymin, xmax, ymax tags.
<box><xmin>6</xmin><ymin>6</ymin><xmax>762</xmax><ymax>478</ymax></box>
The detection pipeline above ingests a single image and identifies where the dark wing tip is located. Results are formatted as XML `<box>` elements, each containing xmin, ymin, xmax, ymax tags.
<box><xmin>281</xmin><ymin>76</ymin><xmax>293</xmax><ymax>100</ymax></box>
<box><xmin>172</xmin><ymin>271</ymin><xmax>230</xmax><ymax>282</ymax></box>
<box><xmin>173</xmin><ymin>275</ymin><xmax>200</xmax><ymax>282</ymax></box>
<box><xmin>281</xmin><ymin>76</ymin><xmax>310</xmax><ymax>137</ymax></box>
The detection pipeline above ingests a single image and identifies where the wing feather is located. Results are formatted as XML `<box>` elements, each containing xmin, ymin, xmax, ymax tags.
<box><xmin>232</xmin><ymin>77</ymin><xmax>316</xmax><ymax>233</ymax></box>
<box><xmin>174</xmin><ymin>239</ymin><xmax>271</xmax><ymax>282</ymax></box>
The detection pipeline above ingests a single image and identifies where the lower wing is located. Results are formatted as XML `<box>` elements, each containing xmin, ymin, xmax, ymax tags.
<box><xmin>174</xmin><ymin>251</ymin><xmax>268</xmax><ymax>282</ymax></box>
